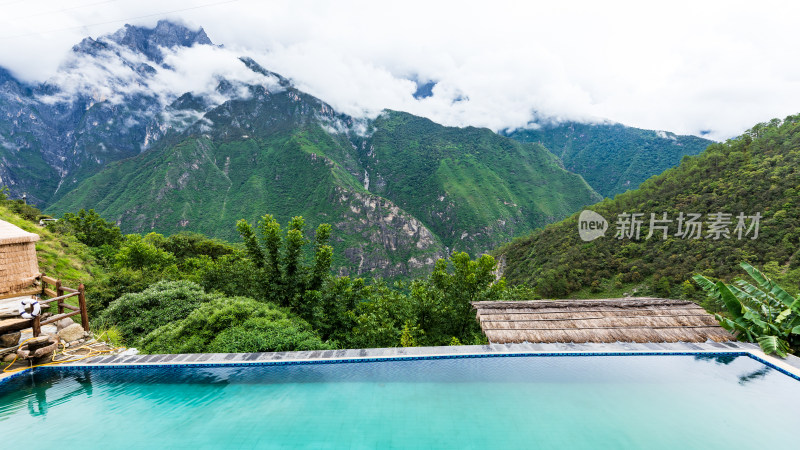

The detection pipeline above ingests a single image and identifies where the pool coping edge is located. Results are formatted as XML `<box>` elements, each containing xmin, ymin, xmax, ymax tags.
<box><xmin>4</xmin><ymin>341</ymin><xmax>800</xmax><ymax>384</ymax></box>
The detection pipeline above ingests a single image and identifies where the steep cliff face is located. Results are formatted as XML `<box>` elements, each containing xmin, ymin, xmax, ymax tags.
<box><xmin>333</xmin><ymin>188</ymin><xmax>446</xmax><ymax>277</ymax></box>
<box><xmin>357</xmin><ymin>111</ymin><xmax>602</xmax><ymax>255</ymax></box>
<box><xmin>0</xmin><ymin>68</ymin><xmax>61</xmax><ymax>204</ymax></box>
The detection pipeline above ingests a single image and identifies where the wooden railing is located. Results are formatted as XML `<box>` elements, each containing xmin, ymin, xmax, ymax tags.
<box><xmin>10</xmin><ymin>274</ymin><xmax>90</xmax><ymax>337</ymax></box>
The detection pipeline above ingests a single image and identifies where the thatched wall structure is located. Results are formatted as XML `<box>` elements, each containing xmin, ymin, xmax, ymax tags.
<box><xmin>0</xmin><ymin>220</ymin><xmax>40</xmax><ymax>295</ymax></box>
<box><xmin>473</xmin><ymin>298</ymin><xmax>734</xmax><ymax>344</ymax></box>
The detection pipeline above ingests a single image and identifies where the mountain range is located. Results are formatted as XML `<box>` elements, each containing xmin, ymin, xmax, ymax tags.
<box><xmin>0</xmin><ymin>21</ymin><xmax>713</xmax><ymax>277</ymax></box>
<box><xmin>498</xmin><ymin>115</ymin><xmax>800</xmax><ymax>298</ymax></box>
<box><xmin>506</xmin><ymin>122</ymin><xmax>711</xmax><ymax>198</ymax></box>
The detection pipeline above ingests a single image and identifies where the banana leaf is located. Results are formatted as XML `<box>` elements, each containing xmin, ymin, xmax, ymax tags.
<box><xmin>716</xmin><ymin>281</ymin><xmax>744</xmax><ymax>320</ymax></box>
<box><xmin>776</xmin><ymin>308</ymin><xmax>792</xmax><ymax>324</ymax></box>
<box><xmin>741</xmin><ymin>262</ymin><xmax>798</xmax><ymax>309</ymax></box>
<box><xmin>692</xmin><ymin>275</ymin><xmax>720</xmax><ymax>298</ymax></box>
<box><xmin>756</xmin><ymin>335</ymin><xmax>790</xmax><ymax>358</ymax></box>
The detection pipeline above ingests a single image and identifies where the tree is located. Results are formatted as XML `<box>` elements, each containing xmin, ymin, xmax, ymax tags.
<box><xmin>115</xmin><ymin>234</ymin><xmax>176</xmax><ymax>271</ymax></box>
<box><xmin>236</xmin><ymin>215</ymin><xmax>334</xmax><ymax>318</ymax></box>
<box><xmin>58</xmin><ymin>209</ymin><xmax>123</xmax><ymax>248</ymax></box>
<box><xmin>420</xmin><ymin>252</ymin><xmax>506</xmax><ymax>343</ymax></box>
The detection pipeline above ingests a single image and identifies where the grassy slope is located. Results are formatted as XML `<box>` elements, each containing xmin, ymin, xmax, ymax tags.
<box><xmin>507</xmin><ymin>122</ymin><xmax>712</xmax><ymax>198</ymax></box>
<box><xmin>498</xmin><ymin>115</ymin><xmax>800</xmax><ymax>298</ymax></box>
<box><xmin>0</xmin><ymin>204</ymin><xmax>101</xmax><ymax>287</ymax></box>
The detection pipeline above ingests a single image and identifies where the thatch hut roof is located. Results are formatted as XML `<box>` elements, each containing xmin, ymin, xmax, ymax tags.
<box><xmin>0</xmin><ymin>219</ymin><xmax>40</xmax><ymax>295</ymax></box>
<box><xmin>473</xmin><ymin>298</ymin><xmax>734</xmax><ymax>344</ymax></box>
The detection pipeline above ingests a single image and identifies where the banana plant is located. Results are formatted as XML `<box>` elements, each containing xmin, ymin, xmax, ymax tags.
<box><xmin>693</xmin><ymin>262</ymin><xmax>800</xmax><ymax>357</ymax></box>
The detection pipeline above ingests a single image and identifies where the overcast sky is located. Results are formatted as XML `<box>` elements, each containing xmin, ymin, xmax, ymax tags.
<box><xmin>1</xmin><ymin>0</ymin><xmax>799</xmax><ymax>140</ymax></box>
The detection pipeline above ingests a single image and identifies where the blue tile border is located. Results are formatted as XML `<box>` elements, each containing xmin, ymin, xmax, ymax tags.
<box><xmin>4</xmin><ymin>348</ymin><xmax>799</xmax><ymax>386</ymax></box>
<box><xmin>0</xmin><ymin>368</ymin><xmax>32</xmax><ymax>385</ymax></box>
<box><xmin>744</xmin><ymin>353</ymin><xmax>800</xmax><ymax>382</ymax></box>
<box><xmin>23</xmin><ymin>351</ymin><xmax>800</xmax><ymax>382</ymax></box>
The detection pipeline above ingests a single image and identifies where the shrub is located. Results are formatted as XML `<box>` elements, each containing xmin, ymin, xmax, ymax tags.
<box><xmin>115</xmin><ymin>235</ymin><xmax>176</xmax><ymax>270</ymax></box>
<box><xmin>85</xmin><ymin>268</ymin><xmax>155</xmax><ymax>317</ymax></box>
<box><xmin>142</xmin><ymin>296</ymin><xmax>328</xmax><ymax>354</ymax></box>
<box><xmin>144</xmin><ymin>232</ymin><xmax>235</xmax><ymax>261</ymax></box>
<box><xmin>97</xmin><ymin>280</ymin><xmax>212</xmax><ymax>346</ymax></box>
<box><xmin>208</xmin><ymin>317</ymin><xmax>331</xmax><ymax>353</ymax></box>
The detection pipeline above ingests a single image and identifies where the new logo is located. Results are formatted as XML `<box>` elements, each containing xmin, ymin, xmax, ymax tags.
<box><xmin>578</xmin><ymin>210</ymin><xmax>608</xmax><ymax>242</ymax></box>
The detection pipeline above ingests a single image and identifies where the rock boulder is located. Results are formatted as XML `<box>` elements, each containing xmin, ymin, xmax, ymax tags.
<box><xmin>17</xmin><ymin>335</ymin><xmax>58</xmax><ymax>359</ymax></box>
<box><xmin>58</xmin><ymin>323</ymin><xmax>86</xmax><ymax>343</ymax></box>
<box><xmin>0</xmin><ymin>331</ymin><xmax>21</xmax><ymax>348</ymax></box>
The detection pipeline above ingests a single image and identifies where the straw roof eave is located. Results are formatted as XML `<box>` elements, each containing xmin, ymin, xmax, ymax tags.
<box><xmin>473</xmin><ymin>298</ymin><xmax>735</xmax><ymax>344</ymax></box>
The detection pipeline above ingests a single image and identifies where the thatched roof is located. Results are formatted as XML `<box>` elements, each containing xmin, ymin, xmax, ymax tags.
<box><xmin>0</xmin><ymin>220</ymin><xmax>39</xmax><ymax>245</ymax></box>
<box><xmin>0</xmin><ymin>220</ymin><xmax>40</xmax><ymax>295</ymax></box>
<box><xmin>473</xmin><ymin>298</ymin><xmax>734</xmax><ymax>344</ymax></box>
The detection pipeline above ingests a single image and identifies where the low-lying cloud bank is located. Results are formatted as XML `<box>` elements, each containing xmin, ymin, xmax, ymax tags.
<box><xmin>2</xmin><ymin>1</ymin><xmax>800</xmax><ymax>141</ymax></box>
<box><xmin>40</xmin><ymin>39</ymin><xmax>282</xmax><ymax>115</ymax></box>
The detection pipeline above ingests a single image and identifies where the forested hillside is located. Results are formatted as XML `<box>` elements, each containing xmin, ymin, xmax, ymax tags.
<box><xmin>507</xmin><ymin>122</ymin><xmax>712</xmax><ymax>198</ymax></box>
<box><xmin>499</xmin><ymin>115</ymin><xmax>800</xmax><ymax>300</ymax></box>
<box><xmin>48</xmin><ymin>93</ymin><xmax>600</xmax><ymax>278</ymax></box>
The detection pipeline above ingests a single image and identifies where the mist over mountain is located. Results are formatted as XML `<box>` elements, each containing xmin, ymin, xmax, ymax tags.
<box><xmin>45</xmin><ymin>65</ymin><xmax>601</xmax><ymax>277</ymax></box>
<box><xmin>1</xmin><ymin>20</ymin><xmax>719</xmax><ymax>277</ymax></box>
<box><xmin>0</xmin><ymin>20</ymin><xmax>278</xmax><ymax>206</ymax></box>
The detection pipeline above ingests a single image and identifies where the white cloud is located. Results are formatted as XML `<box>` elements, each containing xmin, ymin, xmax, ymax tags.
<box><xmin>37</xmin><ymin>36</ymin><xmax>282</xmax><ymax>123</ymax></box>
<box><xmin>1</xmin><ymin>0</ymin><xmax>800</xmax><ymax>140</ymax></box>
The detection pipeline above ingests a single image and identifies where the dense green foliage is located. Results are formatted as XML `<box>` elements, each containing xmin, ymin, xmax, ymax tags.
<box><xmin>97</xmin><ymin>280</ymin><xmax>212</xmax><ymax>347</ymax></box>
<box><xmin>49</xmin><ymin>209</ymin><xmax>123</xmax><ymax>248</ymax></box>
<box><xmin>507</xmin><ymin>122</ymin><xmax>711</xmax><ymax>198</ymax></box>
<box><xmin>142</xmin><ymin>295</ymin><xmax>330</xmax><ymax>354</ymax></box>
<box><xmin>499</xmin><ymin>115</ymin><xmax>800</xmax><ymax>300</ymax></box>
<box><xmin>40</xmin><ymin>206</ymin><xmax>522</xmax><ymax>352</ymax></box>
<box><xmin>345</xmin><ymin>252</ymin><xmax>505</xmax><ymax>347</ymax></box>
<box><xmin>695</xmin><ymin>263</ymin><xmax>800</xmax><ymax>357</ymax></box>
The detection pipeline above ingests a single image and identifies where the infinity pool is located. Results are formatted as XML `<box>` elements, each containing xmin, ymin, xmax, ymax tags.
<box><xmin>1</xmin><ymin>354</ymin><xmax>798</xmax><ymax>449</ymax></box>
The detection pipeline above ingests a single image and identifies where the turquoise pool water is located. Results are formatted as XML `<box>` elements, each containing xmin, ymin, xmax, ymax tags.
<box><xmin>1</xmin><ymin>354</ymin><xmax>798</xmax><ymax>449</ymax></box>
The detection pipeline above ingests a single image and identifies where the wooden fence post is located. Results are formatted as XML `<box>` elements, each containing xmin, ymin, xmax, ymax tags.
<box><xmin>56</xmin><ymin>279</ymin><xmax>63</xmax><ymax>315</ymax></box>
<box><xmin>78</xmin><ymin>283</ymin><xmax>90</xmax><ymax>332</ymax></box>
<box><xmin>32</xmin><ymin>315</ymin><xmax>41</xmax><ymax>337</ymax></box>
<box><xmin>40</xmin><ymin>272</ymin><xmax>46</xmax><ymax>296</ymax></box>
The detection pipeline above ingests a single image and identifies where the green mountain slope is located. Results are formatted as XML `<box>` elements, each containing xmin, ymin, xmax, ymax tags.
<box><xmin>48</xmin><ymin>85</ymin><xmax>600</xmax><ymax>278</ymax></box>
<box><xmin>506</xmin><ymin>122</ymin><xmax>712</xmax><ymax>198</ymax></box>
<box><xmin>498</xmin><ymin>115</ymin><xmax>800</xmax><ymax>298</ymax></box>
<box><xmin>364</xmin><ymin>112</ymin><xmax>601</xmax><ymax>252</ymax></box>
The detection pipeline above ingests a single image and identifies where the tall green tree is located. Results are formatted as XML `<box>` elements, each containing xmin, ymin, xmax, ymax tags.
<box><xmin>415</xmin><ymin>252</ymin><xmax>505</xmax><ymax>343</ymax></box>
<box><xmin>236</xmin><ymin>214</ymin><xmax>334</xmax><ymax>321</ymax></box>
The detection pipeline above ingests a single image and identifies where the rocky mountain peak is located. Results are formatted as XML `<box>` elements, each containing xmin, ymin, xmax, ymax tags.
<box><xmin>73</xmin><ymin>20</ymin><xmax>213</xmax><ymax>63</ymax></box>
